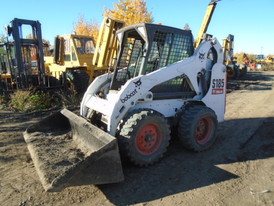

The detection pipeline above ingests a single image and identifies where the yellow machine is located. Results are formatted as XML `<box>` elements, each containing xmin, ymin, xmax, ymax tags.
<box><xmin>264</xmin><ymin>55</ymin><xmax>274</xmax><ymax>69</ymax></box>
<box><xmin>254</xmin><ymin>55</ymin><xmax>274</xmax><ymax>70</ymax></box>
<box><xmin>45</xmin><ymin>18</ymin><xmax>124</xmax><ymax>92</ymax></box>
<box><xmin>266</xmin><ymin>55</ymin><xmax>274</xmax><ymax>63</ymax></box>
<box><xmin>45</xmin><ymin>34</ymin><xmax>95</xmax><ymax>76</ymax></box>
<box><xmin>194</xmin><ymin>0</ymin><xmax>219</xmax><ymax>49</ymax></box>
<box><xmin>222</xmin><ymin>35</ymin><xmax>247</xmax><ymax>79</ymax></box>
<box><xmin>92</xmin><ymin>18</ymin><xmax>125</xmax><ymax>77</ymax></box>
<box><xmin>193</xmin><ymin>0</ymin><xmax>246</xmax><ymax>79</ymax></box>
<box><xmin>0</xmin><ymin>18</ymin><xmax>124</xmax><ymax>93</ymax></box>
<box><xmin>223</xmin><ymin>34</ymin><xmax>238</xmax><ymax>78</ymax></box>
<box><xmin>0</xmin><ymin>50</ymin><xmax>11</xmax><ymax>82</ymax></box>
<box><xmin>222</xmin><ymin>35</ymin><xmax>234</xmax><ymax>65</ymax></box>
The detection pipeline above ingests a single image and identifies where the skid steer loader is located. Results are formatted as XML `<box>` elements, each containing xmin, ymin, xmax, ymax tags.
<box><xmin>23</xmin><ymin>0</ymin><xmax>225</xmax><ymax>192</ymax></box>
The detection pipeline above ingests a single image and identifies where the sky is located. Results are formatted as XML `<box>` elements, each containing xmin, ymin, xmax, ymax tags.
<box><xmin>1</xmin><ymin>0</ymin><xmax>274</xmax><ymax>55</ymax></box>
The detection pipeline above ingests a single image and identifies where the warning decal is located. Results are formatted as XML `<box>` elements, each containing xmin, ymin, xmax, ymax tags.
<box><xmin>212</xmin><ymin>88</ymin><xmax>224</xmax><ymax>95</ymax></box>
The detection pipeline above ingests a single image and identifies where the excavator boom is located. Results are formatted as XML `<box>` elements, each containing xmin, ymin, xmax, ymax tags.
<box><xmin>194</xmin><ymin>0</ymin><xmax>220</xmax><ymax>49</ymax></box>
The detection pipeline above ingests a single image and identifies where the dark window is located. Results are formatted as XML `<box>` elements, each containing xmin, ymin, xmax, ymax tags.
<box><xmin>64</xmin><ymin>54</ymin><xmax>71</xmax><ymax>61</ymax></box>
<box><xmin>73</xmin><ymin>37</ymin><xmax>95</xmax><ymax>54</ymax></box>
<box><xmin>71</xmin><ymin>47</ymin><xmax>77</xmax><ymax>61</ymax></box>
<box><xmin>151</xmin><ymin>76</ymin><xmax>196</xmax><ymax>100</ymax></box>
<box><xmin>146</xmin><ymin>31</ymin><xmax>193</xmax><ymax>74</ymax></box>
<box><xmin>115</xmin><ymin>30</ymin><xmax>145</xmax><ymax>84</ymax></box>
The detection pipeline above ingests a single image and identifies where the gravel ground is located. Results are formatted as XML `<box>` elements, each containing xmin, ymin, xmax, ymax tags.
<box><xmin>0</xmin><ymin>70</ymin><xmax>273</xmax><ymax>206</ymax></box>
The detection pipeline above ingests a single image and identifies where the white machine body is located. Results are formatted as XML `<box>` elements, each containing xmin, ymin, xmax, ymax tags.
<box><xmin>81</xmin><ymin>39</ymin><xmax>226</xmax><ymax>136</ymax></box>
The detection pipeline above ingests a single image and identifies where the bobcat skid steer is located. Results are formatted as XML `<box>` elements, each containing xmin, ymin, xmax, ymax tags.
<box><xmin>24</xmin><ymin>23</ymin><xmax>226</xmax><ymax>192</ymax></box>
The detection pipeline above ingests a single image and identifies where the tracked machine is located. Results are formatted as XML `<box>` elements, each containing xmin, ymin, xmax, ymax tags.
<box><xmin>23</xmin><ymin>0</ymin><xmax>226</xmax><ymax>192</ymax></box>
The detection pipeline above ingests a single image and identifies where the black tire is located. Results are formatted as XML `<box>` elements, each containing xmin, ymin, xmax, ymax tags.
<box><xmin>46</xmin><ymin>76</ymin><xmax>60</xmax><ymax>87</ymax></box>
<box><xmin>118</xmin><ymin>110</ymin><xmax>170</xmax><ymax>166</ymax></box>
<box><xmin>227</xmin><ymin>64</ymin><xmax>240</xmax><ymax>79</ymax></box>
<box><xmin>178</xmin><ymin>105</ymin><xmax>217</xmax><ymax>152</ymax></box>
<box><xmin>238</xmin><ymin>63</ymin><xmax>247</xmax><ymax>78</ymax></box>
<box><xmin>0</xmin><ymin>79</ymin><xmax>4</xmax><ymax>94</ymax></box>
<box><xmin>26</xmin><ymin>74</ymin><xmax>39</xmax><ymax>88</ymax></box>
<box><xmin>66</xmin><ymin>70</ymin><xmax>89</xmax><ymax>93</ymax></box>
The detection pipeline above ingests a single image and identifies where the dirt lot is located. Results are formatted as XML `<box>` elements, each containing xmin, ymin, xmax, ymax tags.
<box><xmin>0</xmin><ymin>71</ymin><xmax>274</xmax><ymax>206</ymax></box>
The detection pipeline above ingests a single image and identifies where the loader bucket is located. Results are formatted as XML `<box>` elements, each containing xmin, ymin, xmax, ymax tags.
<box><xmin>23</xmin><ymin>109</ymin><xmax>124</xmax><ymax>192</ymax></box>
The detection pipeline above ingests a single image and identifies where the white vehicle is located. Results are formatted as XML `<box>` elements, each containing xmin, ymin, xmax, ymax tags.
<box><xmin>80</xmin><ymin>23</ymin><xmax>226</xmax><ymax>166</ymax></box>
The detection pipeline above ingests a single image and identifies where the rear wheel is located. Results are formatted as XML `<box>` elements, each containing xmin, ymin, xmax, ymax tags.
<box><xmin>118</xmin><ymin>110</ymin><xmax>170</xmax><ymax>166</ymax></box>
<box><xmin>46</xmin><ymin>76</ymin><xmax>60</xmax><ymax>87</ymax></box>
<box><xmin>238</xmin><ymin>63</ymin><xmax>247</xmax><ymax>77</ymax></box>
<box><xmin>178</xmin><ymin>105</ymin><xmax>217</xmax><ymax>152</ymax></box>
<box><xmin>66</xmin><ymin>70</ymin><xmax>89</xmax><ymax>93</ymax></box>
<box><xmin>227</xmin><ymin>64</ymin><xmax>240</xmax><ymax>79</ymax></box>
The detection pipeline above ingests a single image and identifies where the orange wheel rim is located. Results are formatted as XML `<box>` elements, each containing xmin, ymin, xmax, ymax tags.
<box><xmin>195</xmin><ymin>117</ymin><xmax>214</xmax><ymax>144</ymax></box>
<box><xmin>136</xmin><ymin>123</ymin><xmax>162</xmax><ymax>155</ymax></box>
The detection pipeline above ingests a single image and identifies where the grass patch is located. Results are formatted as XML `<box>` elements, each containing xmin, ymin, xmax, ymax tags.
<box><xmin>9</xmin><ymin>90</ymin><xmax>54</xmax><ymax>112</ymax></box>
<box><xmin>1</xmin><ymin>89</ymin><xmax>81</xmax><ymax>112</ymax></box>
<box><xmin>0</xmin><ymin>94</ymin><xmax>9</xmax><ymax>110</ymax></box>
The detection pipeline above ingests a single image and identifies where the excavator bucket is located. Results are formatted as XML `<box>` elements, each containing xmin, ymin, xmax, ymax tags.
<box><xmin>23</xmin><ymin>109</ymin><xmax>124</xmax><ymax>192</ymax></box>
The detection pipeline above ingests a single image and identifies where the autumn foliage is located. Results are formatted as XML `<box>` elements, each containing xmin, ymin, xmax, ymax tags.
<box><xmin>73</xmin><ymin>0</ymin><xmax>153</xmax><ymax>42</ymax></box>
<box><xmin>73</xmin><ymin>16</ymin><xmax>100</xmax><ymax>41</ymax></box>
<box><xmin>104</xmin><ymin>0</ymin><xmax>153</xmax><ymax>26</ymax></box>
<box><xmin>234</xmin><ymin>53</ymin><xmax>256</xmax><ymax>64</ymax></box>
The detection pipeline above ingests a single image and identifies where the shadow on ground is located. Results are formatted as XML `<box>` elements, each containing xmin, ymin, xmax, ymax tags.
<box><xmin>1</xmin><ymin>71</ymin><xmax>273</xmax><ymax>204</ymax></box>
<box><xmin>3</xmin><ymin>109</ymin><xmax>271</xmax><ymax>205</ymax></box>
<box><xmin>227</xmin><ymin>71</ymin><xmax>274</xmax><ymax>92</ymax></box>
<box><xmin>97</xmin><ymin>117</ymin><xmax>274</xmax><ymax>205</ymax></box>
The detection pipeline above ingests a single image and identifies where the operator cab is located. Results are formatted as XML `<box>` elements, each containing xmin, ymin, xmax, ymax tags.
<box><xmin>110</xmin><ymin>23</ymin><xmax>194</xmax><ymax>91</ymax></box>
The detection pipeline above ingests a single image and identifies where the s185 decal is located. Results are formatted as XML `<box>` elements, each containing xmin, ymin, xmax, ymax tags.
<box><xmin>212</xmin><ymin>79</ymin><xmax>224</xmax><ymax>95</ymax></box>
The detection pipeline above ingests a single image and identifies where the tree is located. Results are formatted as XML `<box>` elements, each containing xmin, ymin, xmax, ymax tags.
<box><xmin>73</xmin><ymin>15</ymin><xmax>100</xmax><ymax>42</ymax></box>
<box><xmin>26</xmin><ymin>33</ymin><xmax>50</xmax><ymax>46</ymax></box>
<box><xmin>234</xmin><ymin>53</ymin><xmax>256</xmax><ymax>64</ymax></box>
<box><xmin>0</xmin><ymin>34</ymin><xmax>6</xmax><ymax>55</ymax></box>
<box><xmin>72</xmin><ymin>0</ymin><xmax>153</xmax><ymax>42</ymax></box>
<box><xmin>104</xmin><ymin>0</ymin><xmax>153</xmax><ymax>26</ymax></box>
<box><xmin>0</xmin><ymin>34</ymin><xmax>5</xmax><ymax>42</ymax></box>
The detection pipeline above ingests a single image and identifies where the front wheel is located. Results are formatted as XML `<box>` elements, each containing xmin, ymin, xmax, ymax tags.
<box><xmin>118</xmin><ymin>110</ymin><xmax>170</xmax><ymax>166</ymax></box>
<box><xmin>178</xmin><ymin>105</ymin><xmax>218</xmax><ymax>152</ymax></box>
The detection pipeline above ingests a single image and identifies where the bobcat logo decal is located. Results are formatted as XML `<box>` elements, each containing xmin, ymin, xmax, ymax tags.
<box><xmin>134</xmin><ymin>79</ymin><xmax>142</xmax><ymax>88</ymax></box>
<box><xmin>199</xmin><ymin>52</ymin><xmax>206</xmax><ymax>60</ymax></box>
<box><xmin>120</xmin><ymin>78</ymin><xmax>142</xmax><ymax>103</ymax></box>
